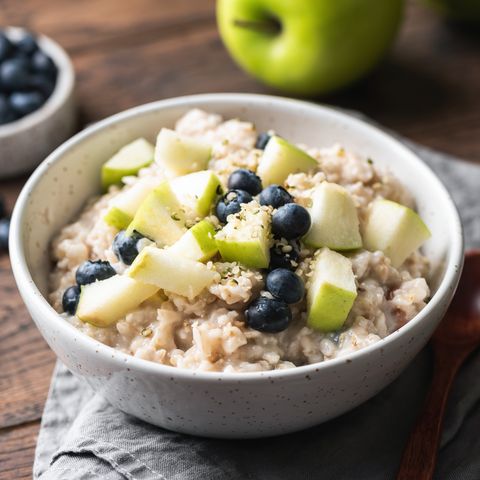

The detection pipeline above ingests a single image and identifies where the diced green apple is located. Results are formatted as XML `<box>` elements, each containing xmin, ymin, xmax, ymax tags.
<box><xmin>76</xmin><ymin>274</ymin><xmax>159</xmax><ymax>327</ymax></box>
<box><xmin>167</xmin><ymin>220</ymin><xmax>218</xmax><ymax>262</ymax></box>
<box><xmin>170</xmin><ymin>170</ymin><xmax>222</xmax><ymax>220</ymax></box>
<box><xmin>126</xmin><ymin>181</ymin><xmax>186</xmax><ymax>246</ymax></box>
<box><xmin>155</xmin><ymin>128</ymin><xmax>211</xmax><ymax>177</ymax></box>
<box><xmin>128</xmin><ymin>246</ymin><xmax>219</xmax><ymax>299</ymax></box>
<box><xmin>104</xmin><ymin>178</ymin><xmax>159</xmax><ymax>230</ymax></box>
<box><xmin>363</xmin><ymin>199</ymin><xmax>431</xmax><ymax>267</ymax></box>
<box><xmin>304</xmin><ymin>182</ymin><xmax>362</xmax><ymax>250</ymax></box>
<box><xmin>307</xmin><ymin>248</ymin><xmax>357</xmax><ymax>332</ymax></box>
<box><xmin>215</xmin><ymin>203</ymin><xmax>271</xmax><ymax>268</ymax></box>
<box><xmin>101</xmin><ymin>138</ymin><xmax>154</xmax><ymax>190</ymax></box>
<box><xmin>257</xmin><ymin>136</ymin><xmax>317</xmax><ymax>186</ymax></box>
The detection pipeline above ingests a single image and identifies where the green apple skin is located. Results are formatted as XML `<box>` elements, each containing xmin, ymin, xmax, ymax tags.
<box><xmin>76</xmin><ymin>275</ymin><xmax>159</xmax><ymax>327</ymax></box>
<box><xmin>304</xmin><ymin>182</ymin><xmax>362</xmax><ymax>250</ymax></box>
<box><xmin>216</xmin><ymin>237</ymin><xmax>270</xmax><ymax>269</ymax></box>
<box><xmin>216</xmin><ymin>0</ymin><xmax>403</xmax><ymax>95</ymax></box>
<box><xmin>101</xmin><ymin>138</ymin><xmax>154</xmax><ymax>190</ymax></box>
<box><xmin>425</xmin><ymin>0</ymin><xmax>480</xmax><ymax>22</ymax></box>
<box><xmin>104</xmin><ymin>178</ymin><xmax>159</xmax><ymax>230</ymax></box>
<box><xmin>257</xmin><ymin>136</ymin><xmax>317</xmax><ymax>186</ymax></box>
<box><xmin>170</xmin><ymin>170</ymin><xmax>222</xmax><ymax>219</ymax></box>
<box><xmin>155</xmin><ymin>128</ymin><xmax>211</xmax><ymax>177</ymax></box>
<box><xmin>215</xmin><ymin>202</ymin><xmax>271</xmax><ymax>269</ymax></box>
<box><xmin>363</xmin><ymin>199</ymin><xmax>431</xmax><ymax>268</ymax></box>
<box><xmin>307</xmin><ymin>248</ymin><xmax>357</xmax><ymax>332</ymax></box>
<box><xmin>128</xmin><ymin>246</ymin><xmax>219</xmax><ymax>299</ymax></box>
<box><xmin>168</xmin><ymin>220</ymin><xmax>218</xmax><ymax>262</ymax></box>
<box><xmin>126</xmin><ymin>181</ymin><xmax>186</xmax><ymax>246</ymax></box>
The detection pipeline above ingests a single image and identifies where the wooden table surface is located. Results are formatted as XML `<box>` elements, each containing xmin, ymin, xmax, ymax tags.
<box><xmin>0</xmin><ymin>1</ymin><xmax>479</xmax><ymax>478</ymax></box>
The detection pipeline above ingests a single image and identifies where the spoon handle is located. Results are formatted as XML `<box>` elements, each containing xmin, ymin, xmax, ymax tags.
<box><xmin>396</xmin><ymin>346</ymin><xmax>471</xmax><ymax>480</ymax></box>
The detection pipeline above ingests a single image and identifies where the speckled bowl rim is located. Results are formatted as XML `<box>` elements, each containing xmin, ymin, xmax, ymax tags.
<box><xmin>10</xmin><ymin>93</ymin><xmax>464</xmax><ymax>382</ymax></box>
<box><xmin>0</xmin><ymin>26</ymin><xmax>75</xmax><ymax>138</ymax></box>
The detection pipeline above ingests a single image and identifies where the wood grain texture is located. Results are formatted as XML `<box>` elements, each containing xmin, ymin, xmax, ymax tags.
<box><xmin>0</xmin><ymin>0</ymin><xmax>478</xmax><ymax>478</ymax></box>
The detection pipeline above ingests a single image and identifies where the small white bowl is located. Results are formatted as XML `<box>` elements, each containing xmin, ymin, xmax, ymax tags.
<box><xmin>0</xmin><ymin>27</ymin><xmax>76</xmax><ymax>178</ymax></box>
<box><xmin>10</xmin><ymin>94</ymin><xmax>464</xmax><ymax>438</ymax></box>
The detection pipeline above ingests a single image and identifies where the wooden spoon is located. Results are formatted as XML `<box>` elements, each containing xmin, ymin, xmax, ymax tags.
<box><xmin>396</xmin><ymin>250</ymin><xmax>480</xmax><ymax>479</ymax></box>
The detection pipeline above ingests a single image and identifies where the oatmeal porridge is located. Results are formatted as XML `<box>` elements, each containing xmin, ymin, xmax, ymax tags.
<box><xmin>49</xmin><ymin>109</ymin><xmax>431</xmax><ymax>372</ymax></box>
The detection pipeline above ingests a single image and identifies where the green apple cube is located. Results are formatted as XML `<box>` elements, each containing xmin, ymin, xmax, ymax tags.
<box><xmin>126</xmin><ymin>181</ymin><xmax>186</xmax><ymax>246</ymax></box>
<box><xmin>76</xmin><ymin>274</ymin><xmax>159</xmax><ymax>327</ymax></box>
<box><xmin>363</xmin><ymin>199</ymin><xmax>431</xmax><ymax>268</ymax></box>
<box><xmin>307</xmin><ymin>248</ymin><xmax>357</xmax><ymax>332</ymax></box>
<box><xmin>104</xmin><ymin>178</ymin><xmax>159</xmax><ymax>230</ymax></box>
<box><xmin>170</xmin><ymin>170</ymin><xmax>222</xmax><ymax>220</ymax></box>
<box><xmin>168</xmin><ymin>220</ymin><xmax>218</xmax><ymax>262</ymax></box>
<box><xmin>256</xmin><ymin>136</ymin><xmax>317</xmax><ymax>186</ymax></box>
<box><xmin>155</xmin><ymin>128</ymin><xmax>211</xmax><ymax>177</ymax></box>
<box><xmin>101</xmin><ymin>138</ymin><xmax>154</xmax><ymax>190</ymax></box>
<box><xmin>304</xmin><ymin>182</ymin><xmax>362</xmax><ymax>250</ymax></box>
<box><xmin>215</xmin><ymin>203</ymin><xmax>271</xmax><ymax>268</ymax></box>
<box><xmin>128</xmin><ymin>246</ymin><xmax>219</xmax><ymax>299</ymax></box>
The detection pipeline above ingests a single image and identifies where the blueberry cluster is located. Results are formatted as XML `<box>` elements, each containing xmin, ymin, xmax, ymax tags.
<box><xmin>218</xmin><ymin>164</ymin><xmax>310</xmax><ymax>334</ymax></box>
<box><xmin>0</xmin><ymin>30</ymin><xmax>57</xmax><ymax>126</ymax></box>
<box><xmin>62</xmin><ymin>229</ymin><xmax>145</xmax><ymax>314</ymax></box>
<box><xmin>62</xmin><ymin>260</ymin><xmax>116</xmax><ymax>315</ymax></box>
<box><xmin>0</xmin><ymin>196</ymin><xmax>10</xmax><ymax>251</ymax></box>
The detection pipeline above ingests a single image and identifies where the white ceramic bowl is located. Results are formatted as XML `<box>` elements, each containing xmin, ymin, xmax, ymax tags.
<box><xmin>10</xmin><ymin>94</ymin><xmax>463</xmax><ymax>438</ymax></box>
<box><xmin>0</xmin><ymin>27</ymin><xmax>76</xmax><ymax>178</ymax></box>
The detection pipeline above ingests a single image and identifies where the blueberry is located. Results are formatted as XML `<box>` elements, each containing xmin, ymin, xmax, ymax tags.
<box><xmin>31</xmin><ymin>50</ymin><xmax>56</xmax><ymax>76</ymax></box>
<box><xmin>15</xmin><ymin>33</ymin><xmax>38</xmax><ymax>56</ymax></box>
<box><xmin>255</xmin><ymin>132</ymin><xmax>271</xmax><ymax>150</ymax></box>
<box><xmin>0</xmin><ymin>218</ymin><xmax>9</xmax><ymax>250</ymax></box>
<box><xmin>113</xmin><ymin>230</ymin><xmax>142</xmax><ymax>265</ymax></box>
<box><xmin>266</xmin><ymin>268</ymin><xmax>305</xmax><ymax>304</ymax></box>
<box><xmin>269</xmin><ymin>240</ymin><xmax>300</xmax><ymax>271</ymax></box>
<box><xmin>0</xmin><ymin>94</ymin><xmax>16</xmax><ymax>125</ymax></box>
<box><xmin>28</xmin><ymin>74</ymin><xmax>56</xmax><ymax>97</ymax></box>
<box><xmin>215</xmin><ymin>189</ymin><xmax>252</xmax><ymax>223</ymax></box>
<box><xmin>245</xmin><ymin>296</ymin><xmax>291</xmax><ymax>333</ymax></box>
<box><xmin>227</xmin><ymin>169</ymin><xmax>262</xmax><ymax>196</ymax></box>
<box><xmin>0</xmin><ymin>33</ymin><xmax>13</xmax><ymax>62</ymax></box>
<box><xmin>75</xmin><ymin>260</ymin><xmax>116</xmax><ymax>286</ymax></box>
<box><xmin>9</xmin><ymin>91</ymin><xmax>45</xmax><ymax>116</ymax></box>
<box><xmin>62</xmin><ymin>285</ymin><xmax>80</xmax><ymax>315</ymax></box>
<box><xmin>0</xmin><ymin>58</ymin><xmax>30</xmax><ymax>90</ymax></box>
<box><xmin>259</xmin><ymin>184</ymin><xmax>293</xmax><ymax>208</ymax></box>
<box><xmin>272</xmin><ymin>203</ymin><xmax>311</xmax><ymax>240</ymax></box>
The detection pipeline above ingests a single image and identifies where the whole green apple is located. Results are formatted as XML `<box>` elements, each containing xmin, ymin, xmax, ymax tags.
<box><xmin>425</xmin><ymin>0</ymin><xmax>480</xmax><ymax>22</ymax></box>
<box><xmin>216</xmin><ymin>0</ymin><xmax>404</xmax><ymax>96</ymax></box>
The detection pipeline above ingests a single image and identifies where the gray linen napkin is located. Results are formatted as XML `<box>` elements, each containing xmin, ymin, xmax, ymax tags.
<box><xmin>34</xmin><ymin>141</ymin><xmax>480</xmax><ymax>480</ymax></box>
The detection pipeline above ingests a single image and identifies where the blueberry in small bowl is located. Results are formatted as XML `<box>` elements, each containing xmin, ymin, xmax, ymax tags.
<box><xmin>0</xmin><ymin>27</ymin><xmax>76</xmax><ymax>178</ymax></box>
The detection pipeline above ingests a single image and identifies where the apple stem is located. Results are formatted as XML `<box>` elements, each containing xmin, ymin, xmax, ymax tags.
<box><xmin>233</xmin><ymin>18</ymin><xmax>281</xmax><ymax>35</ymax></box>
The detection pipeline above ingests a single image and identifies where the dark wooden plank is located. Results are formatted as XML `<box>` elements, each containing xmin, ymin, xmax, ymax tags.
<box><xmin>0</xmin><ymin>253</ymin><xmax>56</xmax><ymax>428</ymax></box>
<box><xmin>0</xmin><ymin>421</ymin><xmax>39</xmax><ymax>480</ymax></box>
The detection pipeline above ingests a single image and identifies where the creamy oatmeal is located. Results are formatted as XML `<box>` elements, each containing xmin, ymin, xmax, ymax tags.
<box><xmin>49</xmin><ymin>109</ymin><xmax>431</xmax><ymax>372</ymax></box>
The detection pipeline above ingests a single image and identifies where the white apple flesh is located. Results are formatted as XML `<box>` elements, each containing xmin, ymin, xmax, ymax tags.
<box><xmin>363</xmin><ymin>199</ymin><xmax>431</xmax><ymax>268</ymax></box>
<box><xmin>167</xmin><ymin>220</ymin><xmax>218</xmax><ymax>262</ymax></box>
<box><xmin>103</xmin><ymin>178</ymin><xmax>159</xmax><ymax>230</ymax></box>
<box><xmin>307</xmin><ymin>247</ymin><xmax>357</xmax><ymax>332</ymax></box>
<box><xmin>76</xmin><ymin>275</ymin><xmax>159</xmax><ymax>327</ymax></box>
<box><xmin>126</xmin><ymin>181</ymin><xmax>186</xmax><ymax>246</ymax></box>
<box><xmin>128</xmin><ymin>246</ymin><xmax>219</xmax><ymax>299</ymax></box>
<box><xmin>304</xmin><ymin>182</ymin><xmax>362</xmax><ymax>250</ymax></box>
<box><xmin>155</xmin><ymin>128</ymin><xmax>211</xmax><ymax>177</ymax></box>
<box><xmin>101</xmin><ymin>138</ymin><xmax>154</xmax><ymax>190</ymax></box>
<box><xmin>257</xmin><ymin>136</ymin><xmax>317</xmax><ymax>186</ymax></box>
